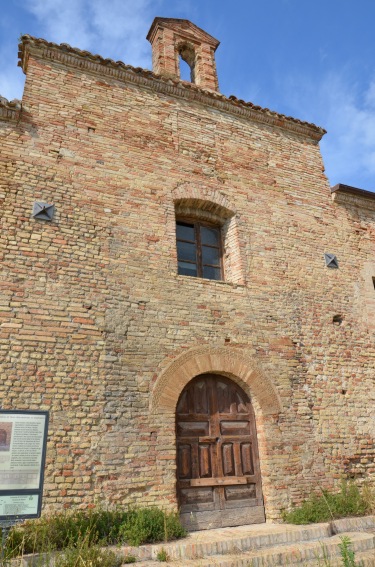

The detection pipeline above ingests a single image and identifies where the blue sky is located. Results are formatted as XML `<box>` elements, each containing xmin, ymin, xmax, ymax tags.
<box><xmin>1</xmin><ymin>0</ymin><xmax>375</xmax><ymax>191</ymax></box>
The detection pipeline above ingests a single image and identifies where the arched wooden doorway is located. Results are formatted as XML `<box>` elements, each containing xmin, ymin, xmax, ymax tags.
<box><xmin>176</xmin><ymin>374</ymin><xmax>265</xmax><ymax>530</ymax></box>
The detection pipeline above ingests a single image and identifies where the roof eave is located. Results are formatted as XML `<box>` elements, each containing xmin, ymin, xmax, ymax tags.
<box><xmin>331</xmin><ymin>183</ymin><xmax>375</xmax><ymax>199</ymax></box>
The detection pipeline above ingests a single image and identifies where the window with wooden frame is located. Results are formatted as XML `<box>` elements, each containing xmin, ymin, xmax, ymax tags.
<box><xmin>176</xmin><ymin>220</ymin><xmax>223</xmax><ymax>280</ymax></box>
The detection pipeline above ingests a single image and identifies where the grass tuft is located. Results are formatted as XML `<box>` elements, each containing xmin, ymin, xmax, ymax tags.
<box><xmin>282</xmin><ymin>481</ymin><xmax>373</xmax><ymax>525</ymax></box>
<box><xmin>123</xmin><ymin>555</ymin><xmax>137</xmax><ymax>564</ymax></box>
<box><xmin>118</xmin><ymin>507</ymin><xmax>186</xmax><ymax>546</ymax></box>
<box><xmin>54</xmin><ymin>533</ymin><xmax>123</xmax><ymax>567</ymax></box>
<box><xmin>156</xmin><ymin>547</ymin><xmax>169</xmax><ymax>562</ymax></box>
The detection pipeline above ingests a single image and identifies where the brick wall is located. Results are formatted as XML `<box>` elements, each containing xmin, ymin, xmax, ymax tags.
<box><xmin>0</xmin><ymin>33</ymin><xmax>374</xmax><ymax>519</ymax></box>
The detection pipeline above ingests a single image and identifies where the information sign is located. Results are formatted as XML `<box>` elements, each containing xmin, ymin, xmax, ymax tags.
<box><xmin>0</xmin><ymin>411</ymin><xmax>49</xmax><ymax>520</ymax></box>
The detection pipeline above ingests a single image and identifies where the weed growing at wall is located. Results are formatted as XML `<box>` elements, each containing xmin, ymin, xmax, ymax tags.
<box><xmin>3</xmin><ymin>508</ymin><xmax>127</xmax><ymax>557</ymax></box>
<box><xmin>118</xmin><ymin>507</ymin><xmax>187</xmax><ymax>546</ymax></box>
<box><xmin>282</xmin><ymin>482</ymin><xmax>372</xmax><ymax>524</ymax></box>
<box><xmin>156</xmin><ymin>547</ymin><xmax>169</xmax><ymax>562</ymax></box>
<box><xmin>361</xmin><ymin>483</ymin><xmax>375</xmax><ymax>514</ymax></box>
<box><xmin>2</xmin><ymin>506</ymin><xmax>186</xmax><ymax>559</ymax></box>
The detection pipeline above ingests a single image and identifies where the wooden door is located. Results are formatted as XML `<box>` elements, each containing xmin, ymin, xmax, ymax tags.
<box><xmin>176</xmin><ymin>374</ymin><xmax>265</xmax><ymax>530</ymax></box>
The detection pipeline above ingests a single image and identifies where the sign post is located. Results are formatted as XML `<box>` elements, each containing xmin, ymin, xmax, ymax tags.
<box><xmin>0</xmin><ymin>411</ymin><xmax>49</xmax><ymax>561</ymax></box>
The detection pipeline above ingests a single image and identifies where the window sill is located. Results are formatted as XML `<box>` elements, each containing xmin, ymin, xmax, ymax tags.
<box><xmin>174</xmin><ymin>273</ymin><xmax>246</xmax><ymax>289</ymax></box>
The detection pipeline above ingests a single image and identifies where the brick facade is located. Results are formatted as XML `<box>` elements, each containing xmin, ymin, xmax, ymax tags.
<box><xmin>0</xmin><ymin>19</ymin><xmax>374</xmax><ymax>521</ymax></box>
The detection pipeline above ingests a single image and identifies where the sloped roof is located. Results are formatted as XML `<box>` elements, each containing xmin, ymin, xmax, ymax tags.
<box><xmin>17</xmin><ymin>34</ymin><xmax>326</xmax><ymax>140</ymax></box>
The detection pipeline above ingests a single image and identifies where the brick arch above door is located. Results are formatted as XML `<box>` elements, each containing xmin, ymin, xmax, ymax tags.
<box><xmin>150</xmin><ymin>345</ymin><xmax>283</xmax><ymax>416</ymax></box>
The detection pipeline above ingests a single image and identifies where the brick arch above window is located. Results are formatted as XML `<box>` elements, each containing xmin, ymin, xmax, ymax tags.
<box><xmin>174</xmin><ymin>197</ymin><xmax>233</xmax><ymax>223</ymax></box>
<box><xmin>172</xmin><ymin>184</ymin><xmax>233</xmax><ymax>212</ymax></box>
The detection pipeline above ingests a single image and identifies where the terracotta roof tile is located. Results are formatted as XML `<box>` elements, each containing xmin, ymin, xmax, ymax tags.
<box><xmin>0</xmin><ymin>95</ymin><xmax>22</xmax><ymax>121</ymax></box>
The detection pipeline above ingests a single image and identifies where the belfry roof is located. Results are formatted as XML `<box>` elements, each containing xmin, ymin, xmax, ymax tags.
<box><xmin>146</xmin><ymin>17</ymin><xmax>220</xmax><ymax>49</ymax></box>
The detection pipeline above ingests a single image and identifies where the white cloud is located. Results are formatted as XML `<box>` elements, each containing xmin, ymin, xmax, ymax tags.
<box><xmin>319</xmin><ymin>76</ymin><xmax>375</xmax><ymax>189</ymax></box>
<box><xmin>26</xmin><ymin>0</ymin><xmax>159</xmax><ymax>68</ymax></box>
<box><xmin>0</xmin><ymin>0</ymin><xmax>166</xmax><ymax>100</ymax></box>
<box><xmin>1</xmin><ymin>0</ymin><xmax>199</xmax><ymax>101</ymax></box>
<box><xmin>278</xmin><ymin>72</ymin><xmax>375</xmax><ymax>191</ymax></box>
<box><xmin>27</xmin><ymin>0</ymin><xmax>94</xmax><ymax>47</ymax></box>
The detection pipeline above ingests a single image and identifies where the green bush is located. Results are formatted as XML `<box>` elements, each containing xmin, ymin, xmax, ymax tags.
<box><xmin>3</xmin><ymin>506</ymin><xmax>186</xmax><ymax>558</ymax></box>
<box><xmin>119</xmin><ymin>507</ymin><xmax>187</xmax><ymax>546</ymax></box>
<box><xmin>4</xmin><ymin>508</ymin><xmax>130</xmax><ymax>558</ymax></box>
<box><xmin>283</xmin><ymin>482</ymin><xmax>370</xmax><ymax>524</ymax></box>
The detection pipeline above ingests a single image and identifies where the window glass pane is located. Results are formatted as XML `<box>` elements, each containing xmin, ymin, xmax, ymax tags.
<box><xmin>203</xmin><ymin>266</ymin><xmax>221</xmax><ymax>280</ymax></box>
<box><xmin>177</xmin><ymin>241</ymin><xmax>196</xmax><ymax>262</ymax></box>
<box><xmin>201</xmin><ymin>226</ymin><xmax>220</xmax><ymax>246</ymax></box>
<box><xmin>202</xmin><ymin>245</ymin><xmax>220</xmax><ymax>266</ymax></box>
<box><xmin>176</xmin><ymin>222</ymin><xmax>195</xmax><ymax>241</ymax></box>
<box><xmin>178</xmin><ymin>261</ymin><xmax>197</xmax><ymax>277</ymax></box>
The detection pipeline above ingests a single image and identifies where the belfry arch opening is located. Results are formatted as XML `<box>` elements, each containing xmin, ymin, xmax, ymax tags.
<box><xmin>175</xmin><ymin>373</ymin><xmax>265</xmax><ymax>530</ymax></box>
<box><xmin>178</xmin><ymin>43</ymin><xmax>196</xmax><ymax>83</ymax></box>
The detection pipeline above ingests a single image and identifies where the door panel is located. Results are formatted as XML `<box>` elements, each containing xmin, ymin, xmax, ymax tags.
<box><xmin>180</xmin><ymin>486</ymin><xmax>214</xmax><ymax>506</ymax></box>
<box><xmin>177</xmin><ymin>421</ymin><xmax>209</xmax><ymax>436</ymax></box>
<box><xmin>241</xmin><ymin>443</ymin><xmax>254</xmax><ymax>475</ymax></box>
<box><xmin>220</xmin><ymin>421</ymin><xmax>250</xmax><ymax>435</ymax></box>
<box><xmin>177</xmin><ymin>444</ymin><xmax>192</xmax><ymax>479</ymax></box>
<box><xmin>221</xmin><ymin>443</ymin><xmax>235</xmax><ymax>475</ymax></box>
<box><xmin>176</xmin><ymin>374</ymin><xmax>265</xmax><ymax>530</ymax></box>
<box><xmin>225</xmin><ymin>484</ymin><xmax>256</xmax><ymax>501</ymax></box>
<box><xmin>199</xmin><ymin>444</ymin><xmax>212</xmax><ymax>477</ymax></box>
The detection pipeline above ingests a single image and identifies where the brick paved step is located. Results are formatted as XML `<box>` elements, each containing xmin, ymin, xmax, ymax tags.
<box><xmin>121</xmin><ymin>522</ymin><xmax>332</xmax><ymax>562</ymax></box>
<box><xmin>127</xmin><ymin>531</ymin><xmax>375</xmax><ymax>566</ymax></box>
<box><xmin>332</xmin><ymin>515</ymin><xmax>375</xmax><ymax>533</ymax></box>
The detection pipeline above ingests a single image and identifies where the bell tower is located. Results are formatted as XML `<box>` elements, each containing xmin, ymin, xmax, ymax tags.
<box><xmin>146</xmin><ymin>17</ymin><xmax>220</xmax><ymax>92</ymax></box>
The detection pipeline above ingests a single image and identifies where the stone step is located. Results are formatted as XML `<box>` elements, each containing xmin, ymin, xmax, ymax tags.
<box><xmin>121</xmin><ymin>522</ymin><xmax>332</xmax><ymax>562</ymax></box>
<box><xmin>127</xmin><ymin>531</ymin><xmax>375</xmax><ymax>566</ymax></box>
<box><xmin>332</xmin><ymin>515</ymin><xmax>375</xmax><ymax>534</ymax></box>
<box><xmin>120</xmin><ymin>516</ymin><xmax>375</xmax><ymax>563</ymax></box>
